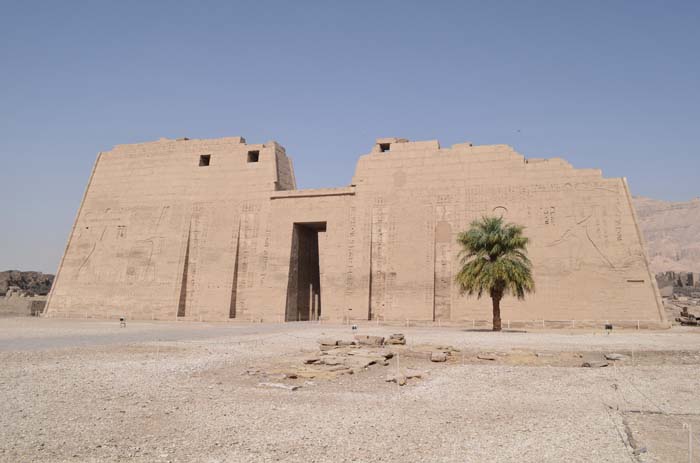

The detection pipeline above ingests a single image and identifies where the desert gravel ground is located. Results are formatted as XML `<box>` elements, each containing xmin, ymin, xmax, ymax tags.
<box><xmin>1</xmin><ymin>318</ymin><xmax>699</xmax><ymax>462</ymax></box>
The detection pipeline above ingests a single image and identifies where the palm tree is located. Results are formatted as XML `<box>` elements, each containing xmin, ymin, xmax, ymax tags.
<box><xmin>455</xmin><ymin>216</ymin><xmax>534</xmax><ymax>331</ymax></box>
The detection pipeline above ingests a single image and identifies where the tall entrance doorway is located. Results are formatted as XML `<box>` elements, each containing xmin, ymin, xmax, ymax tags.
<box><xmin>285</xmin><ymin>222</ymin><xmax>326</xmax><ymax>321</ymax></box>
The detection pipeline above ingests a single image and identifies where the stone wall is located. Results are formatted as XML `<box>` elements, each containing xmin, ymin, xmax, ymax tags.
<box><xmin>0</xmin><ymin>295</ymin><xmax>46</xmax><ymax>317</ymax></box>
<box><xmin>46</xmin><ymin>136</ymin><xmax>665</xmax><ymax>326</ymax></box>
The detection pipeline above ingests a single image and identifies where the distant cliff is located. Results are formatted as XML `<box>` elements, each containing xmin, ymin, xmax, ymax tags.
<box><xmin>0</xmin><ymin>271</ymin><xmax>54</xmax><ymax>296</ymax></box>
<box><xmin>634</xmin><ymin>196</ymin><xmax>700</xmax><ymax>274</ymax></box>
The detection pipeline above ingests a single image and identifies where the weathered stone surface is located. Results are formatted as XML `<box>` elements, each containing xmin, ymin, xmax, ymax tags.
<box><xmin>318</xmin><ymin>337</ymin><xmax>338</xmax><ymax>346</ymax></box>
<box><xmin>320</xmin><ymin>356</ymin><xmax>343</xmax><ymax>366</ymax></box>
<box><xmin>385</xmin><ymin>338</ymin><xmax>405</xmax><ymax>345</ymax></box>
<box><xmin>258</xmin><ymin>382</ymin><xmax>300</xmax><ymax>391</ymax></box>
<box><xmin>386</xmin><ymin>333</ymin><xmax>406</xmax><ymax>345</ymax></box>
<box><xmin>386</xmin><ymin>368</ymin><xmax>424</xmax><ymax>385</ymax></box>
<box><xmin>327</xmin><ymin>365</ymin><xmax>351</xmax><ymax>372</ymax></box>
<box><xmin>295</xmin><ymin>345</ymin><xmax>396</xmax><ymax>379</ymax></box>
<box><xmin>385</xmin><ymin>374</ymin><xmax>407</xmax><ymax>386</ymax></box>
<box><xmin>354</xmin><ymin>335</ymin><xmax>385</xmax><ymax>346</ymax></box>
<box><xmin>346</xmin><ymin>348</ymin><xmax>391</xmax><ymax>358</ymax></box>
<box><xmin>0</xmin><ymin>295</ymin><xmax>47</xmax><ymax>317</ymax></box>
<box><xmin>45</xmin><ymin>136</ymin><xmax>664</xmax><ymax>326</ymax></box>
<box><xmin>436</xmin><ymin>345</ymin><xmax>460</xmax><ymax>353</ymax></box>
<box><xmin>430</xmin><ymin>352</ymin><xmax>448</xmax><ymax>362</ymax></box>
<box><xmin>402</xmin><ymin>368</ymin><xmax>425</xmax><ymax>379</ymax></box>
<box><xmin>581</xmin><ymin>361</ymin><xmax>609</xmax><ymax>368</ymax></box>
<box><xmin>345</xmin><ymin>356</ymin><xmax>381</xmax><ymax>369</ymax></box>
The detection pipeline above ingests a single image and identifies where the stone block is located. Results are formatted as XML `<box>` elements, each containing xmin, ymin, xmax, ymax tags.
<box><xmin>354</xmin><ymin>335</ymin><xmax>385</xmax><ymax>346</ymax></box>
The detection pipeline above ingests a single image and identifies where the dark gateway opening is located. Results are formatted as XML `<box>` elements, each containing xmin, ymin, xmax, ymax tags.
<box><xmin>285</xmin><ymin>222</ymin><xmax>326</xmax><ymax>321</ymax></box>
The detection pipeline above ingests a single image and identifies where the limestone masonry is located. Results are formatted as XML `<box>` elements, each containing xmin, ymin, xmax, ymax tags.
<box><xmin>45</xmin><ymin>136</ymin><xmax>665</xmax><ymax>326</ymax></box>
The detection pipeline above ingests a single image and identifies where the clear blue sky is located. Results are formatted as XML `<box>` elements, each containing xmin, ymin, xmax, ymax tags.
<box><xmin>1</xmin><ymin>1</ymin><xmax>698</xmax><ymax>273</ymax></box>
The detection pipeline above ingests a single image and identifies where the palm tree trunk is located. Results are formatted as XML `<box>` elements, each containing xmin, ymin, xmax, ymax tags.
<box><xmin>492</xmin><ymin>296</ymin><xmax>502</xmax><ymax>331</ymax></box>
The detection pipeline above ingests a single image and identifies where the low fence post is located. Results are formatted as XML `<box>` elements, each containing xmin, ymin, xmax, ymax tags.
<box><xmin>683</xmin><ymin>422</ymin><xmax>693</xmax><ymax>463</ymax></box>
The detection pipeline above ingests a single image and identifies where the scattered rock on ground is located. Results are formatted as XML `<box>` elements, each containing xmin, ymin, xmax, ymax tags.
<box><xmin>321</xmin><ymin>356</ymin><xmax>343</xmax><ymax>366</ymax></box>
<box><xmin>354</xmin><ymin>335</ymin><xmax>385</xmax><ymax>346</ymax></box>
<box><xmin>436</xmin><ymin>345</ymin><xmax>460</xmax><ymax>353</ymax></box>
<box><xmin>318</xmin><ymin>337</ymin><xmax>339</xmax><ymax>346</ymax></box>
<box><xmin>403</xmin><ymin>368</ymin><xmax>425</xmax><ymax>379</ymax></box>
<box><xmin>477</xmin><ymin>353</ymin><xmax>497</xmax><ymax>361</ymax></box>
<box><xmin>3</xmin><ymin>319</ymin><xmax>699</xmax><ymax>462</ymax></box>
<box><xmin>581</xmin><ymin>361</ymin><xmax>609</xmax><ymax>368</ymax></box>
<box><xmin>385</xmin><ymin>373</ymin><xmax>407</xmax><ymax>386</ymax></box>
<box><xmin>385</xmin><ymin>368</ymin><xmax>425</xmax><ymax>386</ymax></box>
<box><xmin>263</xmin><ymin>345</ymin><xmax>398</xmax><ymax>382</ymax></box>
<box><xmin>347</xmin><ymin>357</ymin><xmax>382</xmax><ymax>369</ymax></box>
<box><xmin>431</xmin><ymin>352</ymin><xmax>448</xmax><ymax>362</ymax></box>
<box><xmin>258</xmin><ymin>382</ymin><xmax>301</xmax><ymax>391</ymax></box>
<box><xmin>386</xmin><ymin>333</ymin><xmax>406</xmax><ymax>345</ymax></box>
<box><xmin>604</xmin><ymin>353</ymin><xmax>627</xmax><ymax>361</ymax></box>
<box><xmin>327</xmin><ymin>365</ymin><xmax>353</xmax><ymax>374</ymax></box>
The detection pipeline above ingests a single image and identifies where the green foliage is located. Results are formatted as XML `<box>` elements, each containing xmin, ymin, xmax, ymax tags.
<box><xmin>454</xmin><ymin>216</ymin><xmax>534</xmax><ymax>301</ymax></box>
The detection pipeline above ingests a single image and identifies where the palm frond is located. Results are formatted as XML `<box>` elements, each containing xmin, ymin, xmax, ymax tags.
<box><xmin>454</xmin><ymin>215</ymin><xmax>535</xmax><ymax>300</ymax></box>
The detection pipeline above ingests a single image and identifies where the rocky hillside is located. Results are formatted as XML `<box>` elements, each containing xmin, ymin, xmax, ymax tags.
<box><xmin>0</xmin><ymin>271</ymin><xmax>54</xmax><ymax>296</ymax></box>
<box><xmin>634</xmin><ymin>197</ymin><xmax>700</xmax><ymax>274</ymax></box>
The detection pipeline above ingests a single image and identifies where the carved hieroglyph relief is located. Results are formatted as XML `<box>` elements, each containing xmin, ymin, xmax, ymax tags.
<box><xmin>45</xmin><ymin>137</ymin><xmax>664</xmax><ymax>325</ymax></box>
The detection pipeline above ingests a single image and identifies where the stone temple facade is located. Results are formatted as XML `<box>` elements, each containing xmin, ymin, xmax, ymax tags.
<box><xmin>45</xmin><ymin>136</ymin><xmax>665</xmax><ymax>326</ymax></box>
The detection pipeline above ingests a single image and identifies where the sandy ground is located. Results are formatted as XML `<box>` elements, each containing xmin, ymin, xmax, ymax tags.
<box><xmin>1</xmin><ymin>318</ymin><xmax>699</xmax><ymax>462</ymax></box>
